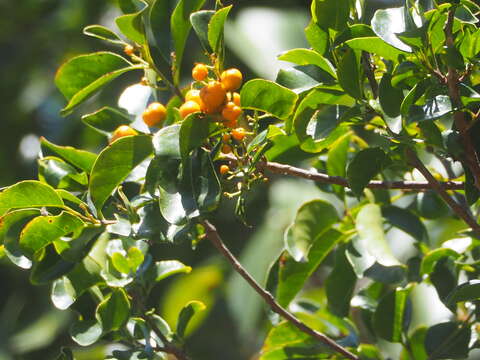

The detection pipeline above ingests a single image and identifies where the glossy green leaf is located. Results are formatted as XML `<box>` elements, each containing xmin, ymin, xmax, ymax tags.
<box><xmin>425</xmin><ymin>322</ymin><xmax>471</xmax><ymax>359</ymax></box>
<box><xmin>416</xmin><ymin>190</ymin><xmax>450</xmax><ymax>219</ymax></box>
<box><xmin>284</xmin><ymin>199</ymin><xmax>339</xmax><ymax>262</ymax></box>
<box><xmin>346</xmin><ymin>37</ymin><xmax>409</xmax><ymax>61</ymax></box>
<box><xmin>146</xmin><ymin>260</ymin><xmax>192</xmax><ymax>282</ymax></box>
<box><xmin>338</xmin><ymin>49</ymin><xmax>362</xmax><ymax>99</ymax></box>
<box><xmin>407</xmin><ymin>95</ymin><xmax>452</xmax><ymax>123</ymax></box>
<box><xmin>149</xmin><ymin>0</ymin><xmax>174</xmax><ymax>72</ymax></box>
<box><xmin>176</xmin><ymin>300</ymin><xmax>206</xmax><ymax>339</ymax></box>
<box><xmin>240</xmin><ymin>79</ymin><xmax>298</xmax><ymax>120</ymax></box>
<box><xmin>40</xmin><ymin>138</ymin><xmax>97</xmax><ymax>173</ymax></box>
<box><xmin>446</xmin><ymin>280</ymin><xmax>480</xmax><ymax>305</ymax></box>
<box><xmin>278</xmin><ymin>49</ymin><xmax>336</xmax><ymax>78</ymax></box>
<box><xmin>304</xmin><ymin>20</ymin><xmax>328</xmax><ymax>54</ymax></box>
<box><xmin>189</xmin><ymin>148</ymin><xmax>221</xmax><ymax>214</ymax></box>
<box><xmin>371</xmin><ymin>7</ymin><xmax>412</xmax><ymax>52</ymax></box>
<box><xmin>190</xmin><ymin>10</ymin><xmax>215</xmax><ymax>51</ymax></box>
<box><xmin>400</xmin><ymin>80</ymin><xmax>428</xmax><ymax>116</ymax></box>
<box><xmin>55</xmin><ymin>52</ymin><xmax>139</xmax><ymax>115</ymax></box>
<box><xmin>268</xmin><ymin>229</ymin><xmax>343</xmax><ymax>308</ymax></box>
<box><xmin>208</xmin><ymin>6</ymin><xmax>232</xmax><ymax>56</ymax></box>
<box><xmin>83</xmin><ymin>25</ymin><xmax>123</xmax><ymax>44</ymax></box>
<box><xmin>326</xmin><ymin>133</ymin><xmax>350</xmax><ymax>198</ymax></box>
<box><xmin>373</xmin><ymin>286</ymin><xmax>412</xmax><ymax>342</ymax></box>
<box><xmin>325</xmin><ymin>245</ymin><xmax>356</xmax><ymax>317</ymax></box>
<box><xmin>171</xmin><ymin>0</ymin><xmax>206</xmax><ymax>84</ymax></box>
<box><xmin>70</xmin><ymin>319</ymin><xmax>103</xmax><ymax>346</ymax></box>
<box><xmin>275</xmin><ymin>66</ymin><xmax>321</xmax><ymax>94</ymax></box>
<box><xmin>96</xmin><ymin>288</ymin><xmax>131</xmax><ymax>332</ymax></box>
<box><xmin>347</xmin><ymin>148</ymin><xmax>388</xmax><ymax>197</ymax></box>
<box><xmin>115</xmin><ymin>1</ymin><xmax>147</xmax><ymax>45</ymax></box>
<box><xmin>30</xmin><ymin>245</ymin><xmax>76</xmax><ymax>285</ymax></box>
<box><xmin>311</xmin><ymin>0</ymin><xmax>349</xmax><ymax>31</ymax></box>
<box><xmin>112</xmin><ymin>252</ymin><xmax>131</xmax><ymax>274</ymax></box>
<box><xmin>430</xmin><ymin>257</ymin><xmax>457</xmax><ymax>306</ymax></box>
<box><xmin>38</xmin><ymin>157</ymin><xmax>87</xmax><ymax>191</ymax></box>
<box><xmin>81</xmin><ymin>107</ymin><xmax>132</xmax><ymax>134</ymax></box>
<box><xmin>382</xmin><ymin>206</ymin><xmax>428</xmax><ymax>243</ymax></box>
<box><xmin>19</xmin><ymin>212</ymin><xmax>85</xmax><ymax>257</ymax></box>
<box><xmin>179</xmin><ymin>113</ymin><xmax>210</xmax><ymax>162</ymax></box>
<box><xmin>152</xmin><ymin>124</ymin><xmax>181</xmax><ymax>159</ymax></box>
<box><xmin>0</xmin><ymin>181</ymin><xmax>64</xmax><ymax>216</ymax></box>
<box><xmin>89</xmin><ymin>135</ymin><xmax>153</xmax><ymax>211</ymax></box>
<box><xmin>408</xmin><ymin>327</ymin><xmax>428</xmax><ymax>360</ymax></box>
<box><xmin>379</xmin><ymin>73</ymin><xmax>404</xmax><ymax>117</ymax></box>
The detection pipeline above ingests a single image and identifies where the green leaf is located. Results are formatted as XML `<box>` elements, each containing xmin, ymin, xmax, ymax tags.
<box><xmin>284</xmin><ymin>200</ymin><xmax>339</xmax><ymax>262</ymax></box>
<box><xmin>179</xmin><ymin>113</ymin><xmax>210</xmax><ymax>162</ymax></box>
<box><xmin>347</xmin><ymin>148</ymin><xmax>388</xmax><ymax>197</ymax></box>
<box><xmin>171</xmin><ymin>0</ymin><xmax>206</xmax><ymax>84</ymax></box>
<box><xmin>83</xmin><ymin>25</ymin><xmax>124</xmax><ymax>44</ymax></box>
<box><xmin>379</xmin><ymin>73</ymin><xmax>404</xmax><ymax>117</ymax></box>
<box><xmin>425</xmin><ymin>322</ymin><xmax>471</xmax><ymax>359</ymax></box>
<box><xmin>416</xmin><ymin>190</ymin><xmax>450</xmax><ymax>219</ymax></box>
<box><xmin>278</xmin><ymin>49</ymin><xmax>336</xmax><ymax>78</ymax></box>
<box><xmin>115</xmin><ymin>1</ymin><xmax>147</xmax><ymax>45</ymax></box>
<box><xmin>371</xmin><ymin>7</ymin><xmax>412</xmax><ymax>52</ymax></box>
<box><xmin>373</xmin><ymin>286</ymin><xmax>412</xmax><ymax>342</ymax></box>
<box><xmin>152</xmin><ymin>124</ymin><xmax>181</xmax><ymax>159</ymax></box>
<box><xmin>346</xmin><ymin>37</ymin><xmax>409</xmax><ymax>61</ymax></box>
<box><xmin>408</xmin><ymin>327</ymin><xmax>428</xmax><ymax>360</ymax></box>
<box><xmin>382</xmin><ymin>206</ymin><xmax>428</xmax><ymax>243</ymax></box>
<box><xmin>30</xmin><ymin>245</ymin><xmax>76</xmax><ymax>285</ymax></box>
<box><xmin>275</xmin><ymin>66</ymin><xmax>321</xmax><ymax>94</ymax></box>
<box><xmin>325</xmin><ymin>245</ymin><xmax>356</xmax><ymax>317</ymax></box>
<box><xmin>446</xmin><ymin>280</ymin><xmax>480</xmax><ymax>305</ymax></box>
<box><xmin>96</xmin><ymin>288</ymin><xmax>131</xmax><ymax>332</ymax></box>
<box><xmin>355</xmin><ymin>204</ymin><xmax>402</xmax><ymax>268</ymax></box>
<box><xmin>70</xmin><ymin>319</ymin><xmax>103</xmax><ymax>346</ymax></box>
<box><xmin>55</xmin><ymin>52</ymin><xmax>139</xmax><ymax>115</ymax></box>
<box><xmin>189</xmin><ymin>148</ymin><xmax>221</xmax><ymax>214</ymax></box>
<box><xmin>240</xmin><ymin>79</ymin><xmax>298</xmax><ymax>120</ymax></box>
<box><xmin>268</xmin><ymin>229</ymin><xmax>343</xmax><ymax>308</ymax></box>
<box><xmin>338</xmin><ymin>49</ymin><xmax>362</xmax><ymax>99</ymax></box>
<box><xmin>0</xmin><ymin>181</ymin><xmax>64</xmax><ymax>216</ymax></box>
<box><xmin>430</xmin><ymin>257</ymin><xmax>458</xmax><ymax>306</ymax></box>
<box><xmin>112</xmin><ymin>252</ymin><xmax>131</xmax><ymax>274</ymax></box>
<box><xmin>38</xmin><ymin>157</ymin><xmax>87</xmax><ymax>191</ymax></box>
<box><xmin>208</xmin><ymin>6</ymin><xmax>232</xmax><ymax>56</ymax></box>
<box><xmin>82</xmin><ymin>107</ymin><xmax>133</xmax><ymax>134</ymax></box>
<box><xmin>304</xmin><ymin>20</ymin><xmax>328</xmax><ymax>54</ymax></box>
<box><xmin>311</xmin><ymin>0</ymin><xmax>349</xmax><ymax>31</ymax></box>
<box><xmin>260</xmin><ymin>321</ymin><xmax>333</xmax><ymax>359</ymax></box>
<box><xmin>407</xmin><ymin>95</ymin><xmax>452</xmax><ymax>123</ymax></box>
<box><xmin>326</xmin><ymin>133</ymin><xmax>350</xmax><ymax>198</ymax></box>
<box><xmin>400</xmin><ymin>80</ymin><xmax>428</xmax><ymax>116</ymax></box>
<box><xmin>190</xmin><ymin>10</ymin><xmax>215</xmax><ymax>52</ymax></box>
<box><xmin>89</xmin><ymin>135</ymin><xmax>153</xmax><ymax>211</ymax></box>
<box><xmin>40</xmin><ymin>138</ymin><xmax>97</xmax><ymax>173</ymax></box>
<box><xmin>146</xmin><ymin>260</ymin><xmax>192</xmax><ymax>282</ymax></box>
<box><xmin>176</xmin><ymin>300</ymin><xmax>206</xmax><ymax>339</ymax></box>
<box><xmin>127</xmin><ymin>247</ymin><xmax>144</xmax><ymax>271</ymax></box>
<box><xmin>19</xmin><ymin>212</ymin><xmax>85</xmax><ymax>258</ymax></box>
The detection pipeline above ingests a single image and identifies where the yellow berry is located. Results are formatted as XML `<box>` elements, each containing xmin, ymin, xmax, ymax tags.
<box><xmin>220</xmin><ymin>165</ymin><xmax>230</xmax><ymax>175</ymax></box>
<box><xmin>179</xmin><ymin>100</ymin><xmax>201</xmax><ymax>118</ymax></box>
<box><xmin>221</xmin><ymin>68</ymin><xmax>243</xmax><ymax>91</ymax></box>
<box><xmin>110</xmin><ymin>125</ymin><xmax>137</xmax><ymax>143</ymax></box>
<box><xmin>200</xmin><ymin>81</ymin><xmax>226</xmax><ymax>114</ymax></box>
<box><xmin>232</xmin><ymin>127</ymin><xmax>246</xmax><ymax>141</ymax></box>
<box><xmin>192</xmin><ymin>63</ymin><xmax>209</xmax><ymax>81</ymax></box>
<box><xmin>221</xmin><ymin>102</ymin><xmax>242</xmax><ymax>123</ymax></box>
<box><xmin>142</xmin><ymin>102</ymin><xmax>167</xmax><ymax>127</ymax></box>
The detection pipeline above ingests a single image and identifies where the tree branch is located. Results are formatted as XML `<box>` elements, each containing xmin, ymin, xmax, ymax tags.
<box><xmin>259</xmin><ymin>160</ymin><xmax>464</xmax><ymax>191</ymax></box>
<box><xmin>406</xmin><ymin>148</ymin><xmax>480</xmax><ymax>237</ymax></box>
<box><xmin>444</xmin><ymin>8</ymin><xmax>480</xmax><ymax>190</ymax></box>
<box><xmin>202</xmin><ymin>220</ymin><xmax>359</xmax><ymax>360</ymax></box>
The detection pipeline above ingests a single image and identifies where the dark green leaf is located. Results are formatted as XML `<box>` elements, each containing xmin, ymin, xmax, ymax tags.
<box><xmin>347</xmin><ymin>148</ymin><xmax>388</xmax><ymax>197</ymax></box>
<box><xmin>312</xmin><ymin>0</ymin><xmax>349</xmax><ymax>31</ymax></box>
<box><xmin>240</xmin><ymin>79</ymin><xmax>298</xmax><ymax>120</ymax></box>
<box><xmin>416</xmin><ymin>190</ymin><xmax>450</xmax><ymax>219</ymax></box>
<box><xmin>326</xmin><ymin>133</ymin><xmax>350</xmax><ymax>198</ymax></box>
<box><xmin>0</xmin><ymin>181</ymin><xmax>64</xmax><ymax>216</ymax></box>
<box><xmin>55</xmin><ymin>52</ymin><xmax>139</xmax><ymax>115</ymax></box>
<box><xmin>115</xmin><ymin>1</ymin><xmax>147</xmax><ymax>45</ymax></box>
<box><xmin>208</xmin><ymin>6</ymin><xmax>232</xmax><ymax>57</ymax></box>
<box><xmin>179</xmin><ymin>113</ymin><xmax>210</xmax><ymax>162</ymax></box>
<box><xmin>55</xmin><ymin>347</ymin><xmax>74</xmax><ymax>360</ymax></box>
<box><xmin>176</xmin><ymin>300</ymin><xmax>206</xmax><ymax>339</ymax></box>
<box><xmin>81</xmin><ymin>107</ymin><xmax>133</xmax><ymax>135</ymax></box>
<box><xmin>379</xmin><ymin>73</ymin><xmax>404</xmax><ymax>117</ymax></box>
<box><xmin>338</xmin><ymin>49</ymin><xmax>362</xmax><ymax>99</ymax></box>
<box><xmin>96</xmin><ymin>288</ymin><xmax>131</xmax><ymax>332</ymax></box>
<box><xmin>278</xmin><ymin>49</ymin><xmax>336</xmax><ymax>78</ymax></box>
<box><xmin>446</xmin><ymin>280</ymin><xmax>480</xmax><ymax>305</ymax></box>
<box><xmin>40</xmin><ymin>138</ymin><xmax>97</xmax><ymax>173</ymax></box>
<box><xmin>275</xmin><ymin>66</ymin><xmax>321</xmax><ymax>94</ymax></box>
<box><xmin>420</xmin><ymin>248</ymin><xmax>461</xmax><ymax>275</ymax></box>
<box><xmin>89</xmin><ymin>135</ymin><xmax>153</xmax><ymax>211</ymax></box>
<box><xmin>346</xmin><ymin>37</ymin><xmax>409</xmax><ymax>61</ymax></box>
<box><xmin>430</xmin><ymin>257</ymin><xmax>457</xmax><ymax>306</ymax></box>
<box><xmin>425</xmin><ymin>322</ymin><xmax>470</xmax><ymax>359</ymax></box>
<box><xmin>83</xmin><ymin>25</ymin><xmax>123</xmax><ymax>44</ymax></box>
<box><xmin>284</xmin><ymin>200</ymin><xmax>339</xmax><ymax>261</ymax></box>
<box><xmin>407</xmin><ymin>95</ymin><xmax>452</xmax><ymax>123</ymax></box>
<box><xmin>30</xmin><ymin>245</ymin><xmax>76</xmax><ymax>285</ymax></box>
<box><xmin>382</xmin><ymin>206</ymin><xmax>428</xmax><ymax>243</ymax></box>
<box><xmin>190</xmin><ymin>10</ymin><xmax>215</xmax><ymax>52</ymax></box>
<box><xmin>304</xmin><ymin>20</ymin><xmax>328</xmax><ymax>54</ymax></box>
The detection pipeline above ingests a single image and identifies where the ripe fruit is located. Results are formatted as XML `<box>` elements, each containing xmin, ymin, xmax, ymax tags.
<box><xmin>185</xmin><ymin>89</ymin><xmax>203</xmax><ymax>105</ymax></box>
<box><xmin>179</xmin><ymin>100</ymin><xmax>201</xmax><ymax>118</ymax></box>
<box><xmin>124</xmin><ymin>44</ymin><xmax>135</xmax><ymax>56</ymax></box>
<box><xmin>142</xmin><ymin>102</ymin><xmax>167</xmax><ymax>127</ymax></box>
<box><xmin>220</xmin><ymin>165</ymin><xmax>230</xmax><ymax>175</ymax></box>
<box><xmin>221</xmin><ymin>144</ymin><xmax>232</xmax><ymax>154</ymax></box>
<box><xmin>221</xmin><ymin>68</ymin><xmax>243</xmax><ymax>91</ymax></box>
<box><xmin>232</xmin><ymin>92</ymin><xmax>241</xmax><ymax>106</ymax></box>
<box><xmin>232</xmin><ymin>127</ymin><xmax>246</xmax><ymax>141</ymax></box>
<box><xmin>192</xmin><ymin>63</ymin><xmax>209</xmax><ymax>81</ymax></box>
<box><xmin>200</xmin><ymin>81</ymin><xmax>226</xmax><ymax>113</ymax></box>
<box><xmin>110</xmin><ymin>125</ymin><xmax>137</xmax><ymax>143</ymax></box>
<box><xmin>222</xmin><ymin>102</ymin><xmax>242</xmax><ymax>123</ymax></box>
<box><xmin>222</xmin><ymin>133</ymin><xmax>231</xmax><ymax>142</ymax></box>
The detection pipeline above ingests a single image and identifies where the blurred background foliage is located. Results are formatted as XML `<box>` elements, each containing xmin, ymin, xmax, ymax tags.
<box><xmin>0</xmin><ymin>0</ymin><xmax>443</xmax><ymax>359</ymax></box>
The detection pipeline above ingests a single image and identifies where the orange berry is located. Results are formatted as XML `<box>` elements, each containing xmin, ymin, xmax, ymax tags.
<box><xmin>110</xmin><ymin>125</ymin><xmax>137</xmax><ymax>143</ymax></box>
<box><xmin>200</xmin><ymin>81</ymin><xmax>226</xmax><ymax>113</ymax></box>
<box><xmin>192</xmin><ymin>63</ymin><xmax>209</xmax><ymax>81</ymax></box>
<box><xmin>142</xmin><ymin>102</ymin><xmax>167</xmax><ymax>127</ymax></box>
<box><xmin>225</xmin><ymin>118</ymin><xmax>237</xmax><ymax>129</ymax></box>
<box><xmin>221</xmin><ymin>144</ymin><xmax>232</xmax><ymax>154</ymax></box>
<box><xmin>124</xmin><ymin>44</ymin><xmax>135</xmax><ymax>56</ymax></box>
<box><xmin>220</xmin><ymin>165</ymin><xmax>230</xmax><ymax>175</ymax></box>
<box><xmin>232</xmin><ymin>92</ymin><xmax>241</xmax><ymax>106</ymax></box>
<box><xmin>222</xmin><ymin>133</ymin><xmax>231</xmax><ymax>142</ymax></box>
<box><xmin>221</xmin><ymin>102</ymin><xmax>242</xmax><ymax>123</ymax></box>
<box><xmin>185</xmin><ymin>89</ymin><xmax>202</xmax><ymax>104</ymax></box>
<box><xmin>221</xmin><ymin>68</ymin><xmax>243</xmax><ymax>91</ymax></box>
<box><xmin>179</xmin><ymin>100</ymin><xmax>201</xmax><ymax>118</ymax></box>
<box><xmin>232</xmin><ymin>127</ymin><xmax>246</xmax><ymax>141</ymax></box>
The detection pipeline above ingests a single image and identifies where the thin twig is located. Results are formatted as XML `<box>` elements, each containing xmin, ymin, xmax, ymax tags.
<box><xmin>406</xmin><ymin>148</ymin><xmax>480</xmax><ymax>237</ymax></box>
<box><xmin>444</xmin><ymin>8</ymin><xmax>480</xmax><ymax>190</ymax></box>
<box><xmin>202</xmin><ymin>220</ymin><xmax>359</xmax><ymax>360</ymax></box>
<box><xmin>259</xmin><ymin>160</ymin><xmax>464</xmax><ymax>191</ymax></box>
